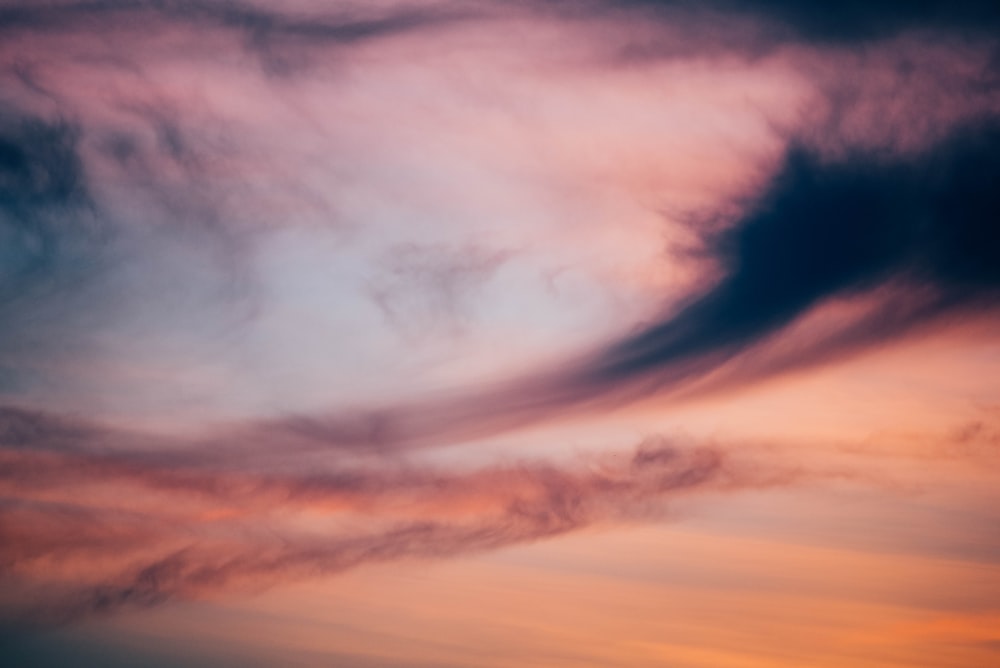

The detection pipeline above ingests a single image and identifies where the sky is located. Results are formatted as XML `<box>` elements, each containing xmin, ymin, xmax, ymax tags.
<box><xmin>1</xmin><ymin>1</ymin><xmax>999</xmax><ymax>666</ymax></box>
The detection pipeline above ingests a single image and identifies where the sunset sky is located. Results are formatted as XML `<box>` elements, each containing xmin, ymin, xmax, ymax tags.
<box><xmin>1</xmin><ymin>1</ymin><xmax>999</xmax><ymax>666</ymax></box>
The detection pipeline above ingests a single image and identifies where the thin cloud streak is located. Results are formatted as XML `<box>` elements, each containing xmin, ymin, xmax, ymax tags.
<box><xmin>0</xmin><ymin>432</ymin><xmax>814</xmax><ymax>626</ymax></box>
<box><xmin>0</xmin><ymin>1</ymin><xmax>471</xmax><ymax>68</ymax></box>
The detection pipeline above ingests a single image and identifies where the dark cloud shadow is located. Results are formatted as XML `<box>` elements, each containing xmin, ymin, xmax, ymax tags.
<box><xmin>548</xmin><ymin>0</ymin><xmax>1000</xmax><ymax>44</ymax></box>
<box><xmin>582</xmin><ymin>119</ymin><xmax>1000</xmax><ymax>385</ymax></box>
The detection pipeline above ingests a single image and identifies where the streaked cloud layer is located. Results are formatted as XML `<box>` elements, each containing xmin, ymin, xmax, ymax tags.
<box><xmin>1</xmin><ymin>1</ymin><xmax>998</xmax><ymax>665</ymax></box>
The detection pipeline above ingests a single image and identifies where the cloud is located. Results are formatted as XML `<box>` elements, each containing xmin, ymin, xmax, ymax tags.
<box><xmin>368</xmin><ymin>242</ymin><xmax>514</xmax><ymax>341</ymax></box>
<box><xmin>0</xmin><ymin>0</ymin><xmax>468</xmax><ymax>74</ymax></box>
<box><xmin>0</xmin><ymin>111</ymin><xmax>112</xmax><ymax>389</ymax></box>
<box><xmin>0</xmin><ymin>0</ymin><xmax>994</xmax><ymax>419</ymax></box>
<box><xmin>556</xmin><ymin>0</ymin><xmax>1000</xmax><ymax>44</ymax></box>
<box><xmin>0</xmin><ymin>114</ymin><xmax>92</xmax><ymax>292</ymax></box>
<box><xmin>0</xmin><ymin>406</ymin><xmax>105</xmax><ymax>453</ymax></box>
<box><xmin>0</xmin><ymin>0</ymin><xmax>997</xmax><ymax>641</ymax></box>
<box><xmin>1</xmin><ymin>429</ymin><xmax>802</xmax><ymax>626</ymax></box>
<box><xmin>261</xmin><ymin>118</ymin><xmax>1000</xmax><ymax>453</ymax></box>
<box><xmin>581</xmin><ymin>119</ymin><xmax>1000</xmax><ymax>385</ymax></box>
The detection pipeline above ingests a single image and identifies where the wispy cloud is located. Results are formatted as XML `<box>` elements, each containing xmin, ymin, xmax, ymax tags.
<box><xmin>368</xmin><ymin>242</ymin><xmax>514</xmax><ymax>342</ymax></box>
<box><xmin>0</xmin><ymin>0</ymin><xmax>470</xmax><ymax>75</ymax></box>
<box><xmin>1</xmin><ymin>426</ymin><xmax>813</xmax><ymax>626</ymax></box>
<box><xmin>0</xmin><ymin>2</ymin><xmax>998</xmax><ymax>653</ymax></box>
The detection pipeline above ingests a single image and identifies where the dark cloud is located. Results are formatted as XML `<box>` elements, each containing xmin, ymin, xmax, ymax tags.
<box><xmin>557</xmin><ymin>0</ymin><xmax>1000</xmax><ymax>44</ymax></box>
<box><xmin>0</xmin><ymin>113</ymin><xmax>95</xmax><ymax>290</ymax></box>
<box><xmin>9</xmin><ymin>0</ymin><xmax>998</xmax><ymax>52</ymax></box>
<box><xmin>0</xmin><ymin>111</ymin><xmax>111</xmax><ymax>391</ymax></box>
<box><xmin>710</xmin><ymin>0</ymin><xmax>1000</xmax><ymax>42</ymax></box>
<box><xmin>581</xmin><ymin>120</ymin><xmax>1000</xmax><ymax>388</ymax></box>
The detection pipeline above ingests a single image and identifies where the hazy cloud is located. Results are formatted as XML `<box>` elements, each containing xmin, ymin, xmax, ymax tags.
<box><xmin>368</xmin><ymin>243</ymin><xmax>514</xmax><ymax>341</ymax></box>
<box><xmin>0</xmin><ymin>431</ymin><xmax>800</xmax><ymax>626</ymax></box>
